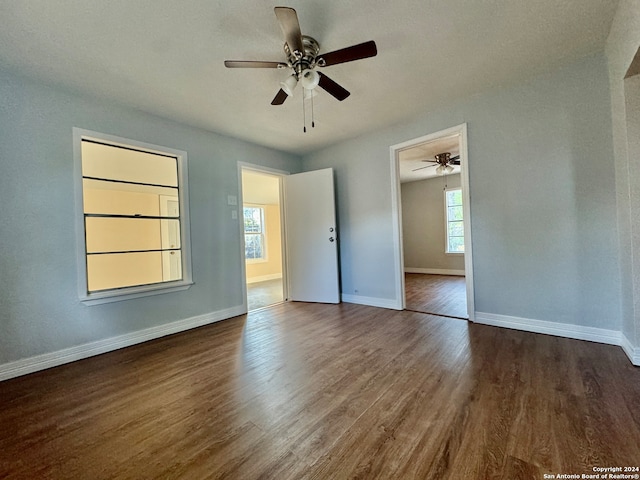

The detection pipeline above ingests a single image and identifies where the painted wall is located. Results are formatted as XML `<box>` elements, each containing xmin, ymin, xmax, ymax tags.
<box><xmin>401</xmin><ymin>174</ymin><xmax>465</xmax><ymax>272</ymax></box>
<box><xmin>303</xmin><ymin>52</ymin><xmax>620</xmax><ymax>330</ymax></box>
<box><xmin>606</xmin><ymin>0</ymin><xmax>640</xmax><ymax>354</ymax></box>
<box><xmin>0</xmin><ymin>67</ymin><xmax>301</xmax><ymax>365</ymax></box>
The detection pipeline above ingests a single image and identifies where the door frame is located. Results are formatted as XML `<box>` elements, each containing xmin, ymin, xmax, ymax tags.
<box><xmin>389</xmin><ymin>123</ymin><xmax>475</xmax><ymax>320</ymax></box>
<box><xmin>237</xmin><ymin>162</ymin><xmax>290</xmax><ymax>313</ymax></box>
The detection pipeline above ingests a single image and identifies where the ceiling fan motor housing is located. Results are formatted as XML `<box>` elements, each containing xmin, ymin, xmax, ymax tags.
<box><xmin>285</xmin><ymin>35</ymin><xmax>321</xmax><ymax>77</ymax></box>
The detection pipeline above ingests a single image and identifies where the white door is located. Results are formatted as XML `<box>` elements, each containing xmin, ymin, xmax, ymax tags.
<box><xmin>284</xmin><ymin>168</ymin><xmax>340</xmax><ymax>303</ymax></box>
<box><xmin>160</xmin><ymin>196</ymin><xmax>181</xmax><ymax>281</ymax></box>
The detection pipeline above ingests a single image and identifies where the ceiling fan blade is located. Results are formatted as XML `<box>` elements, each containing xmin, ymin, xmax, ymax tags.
<box><xmin>271</xmin><ymin>89</ymin><xmax>289</xmax><ymax>105</ymax></box>
<box><xmin>412</xmin><ymin>165</ymin><xmax>436</xmax><ymax>172</ymax></box>
<box><xmin>274</xmin><ymin>7</ymin><xmax>304</xmax><ymax>55</ymax></box>
<box><xmin>449</xmin><ymin>155</ymin><xmax>461</xmax><ymax>165</ymax></box>
<box><xmin>318</xmin><ymin>40</ymin><xmax>377</xmax><ymax>67</ymax></box>
<box><xmin>317</xmin><ymin>72</ymin><xmax>350</xmax><ymax>101</ymax></box>
<box><xmin>224</xmin><ymin>60</ymin><xmax>287</xmax><ymax>68</ymax></box>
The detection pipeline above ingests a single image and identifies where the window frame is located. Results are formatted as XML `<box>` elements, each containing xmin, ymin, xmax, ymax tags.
<box><xmin>243</xmin><ymin>205</ymin><xmax>267</xmax><ymax>263</ymax></box>
<box><xmin>444</xmin><ymin>187</ymin><xmax>465</xmax><ymax>255</ymax></box>
<box><xmin>73</xmin><ymin>128</ymin><xmax>193</xmax><ymax>305</ymax></box>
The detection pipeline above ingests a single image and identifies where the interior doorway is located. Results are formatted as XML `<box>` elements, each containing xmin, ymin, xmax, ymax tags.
<box><xmin>390</xmin><ymin>123</ymin><xmax>475</xmax><ymax>320</ymax></box>
<box><xmin>240</xmin><ymin>167</ymin><xmax>286</xmax><ymax>311</ymax></box>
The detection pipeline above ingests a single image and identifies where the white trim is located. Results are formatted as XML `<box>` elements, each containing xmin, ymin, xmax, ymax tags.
<box><xmin>0</xmin><ymin>305</ymin><xmax>246</xmax><ymax>382</ymax></box>
<box><xmin>404</xmin><ymin>268</ymin><xmax>466</xmax><ymax>276</ymax></box>
<box><xmin>390</xmin><ymin>123</ymin><xmax>475</xmax><ymax>320</ymax></box>
<box><xmin>621</xmin><ymin>334</ymin><xmax>640</xmax><ymax>366</ymax></box>
<box><xmin>246</xmin><ymin>273</ymin><xmax>283</xmax><ymax>284</ymax></box>
<box><xmin>72</xmin><ymin>128</ymin><xmax>194</xmax><ymax>305</ymax></box>
<box><xmin>475</xmin><ymin>312</ymin><xmax>640</xmax><ymax>366</ymax></box>
<box><xmin>237</xmin><ymin>162</ymin><xmax>290</xmax><ymax>309</ymax></box>
<box><xmin>342</xmin><ymin>294</ymin><xmax>402</xmax><ymax>310</ymax></box>
<box><xmin>475</xmin><ymin>312</ymin><xmax>621</xmax><ymax>344</ymax></box>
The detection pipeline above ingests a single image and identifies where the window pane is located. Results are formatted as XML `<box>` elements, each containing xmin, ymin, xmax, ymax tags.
<box><xmin>448</xmin><ymin>221</ymin><xmax>464</xmax><ymax>237</ymax></box>
<box><xmin>448</xmin><ymin>236</ymin><xmax>465</xmax><ymax>252</ymax></box>
<box><xmin>448</xmin><ymin>206</ymin><xmax>464</xmax><ymax>221</ymax></box>
<box><xmin>161</xmin><ymin>250</ymin><xmax>183</xmax><ymax>282</ymax></box>
<box><xmin>244</xmin><ymin>207</ymin><xmax>263</xmax><ymax>233</ymax></box>
<box><xmin>83</xmin><ymin>179</ymin><xmax>179</xmax><ymax>217</ymax></box>
<box><xmin>81</xmin><ymin>141</ymin><xmax>178</xmax><ymax>187</ymax></box>
<box><xmin>85</xmin><ymin>217</ymin><xmax>181</xmax><ymax>253</ymax></box>
<box><xmin>87</xmin><ymin>251</ymin><xmax>165</xmax><ymax>292</ymax></box>
<box><xmin>245</xmin><ymin>234</ymin><xmax>263</xmax><ymax>259</ymax></box>
<box><xmin>446</xmin><ymin>189</ymin><xmax>462</xmax><ymax>206</ymax></box>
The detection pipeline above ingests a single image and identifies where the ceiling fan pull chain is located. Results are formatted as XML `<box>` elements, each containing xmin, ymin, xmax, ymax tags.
<box><xmin>311</xmin><ymin>92</ymin><xmax>315</xmax><ymax>128</ymax></box>
<box><xmin>303</xmin><ymin>91</ymin><xmax>307</xmax><ymax>133</ymax></box>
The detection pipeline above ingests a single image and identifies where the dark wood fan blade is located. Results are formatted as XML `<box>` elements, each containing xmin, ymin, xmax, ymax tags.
<box><xmin>274</xmin><ymin>7</ymin><xmax>303</xmax><ymax>54</ymax></box>
<box><xmin>317</xmin><ymin>72</ymin><xmax>350</xmax><ymax>101</ymax></box>
<box><xmin>225</xmin><ymin>60</ymin><xmax>287</xmax><ymax>68</ymax></box>
<box><xmin>450</xmin><ymin>155</ymin><xmax>461</xmax><ymax>165</ymax></box>
<box><xmin>271</xmin><ymin>89</ymin><xmax>289</xmax><ymax>105</ymax></box>
<box><xmin>318</xmin><ymin>40</ymin><xmax>377</xmax><ymax>67</ymax></box>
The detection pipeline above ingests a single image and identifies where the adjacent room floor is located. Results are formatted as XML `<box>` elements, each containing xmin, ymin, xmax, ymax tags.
<box><xmin>404</xmin><ymin>273</ymin><xmax>467</xmax><ymax>318</ymax></box>
<box><xmin>1</xmin><ymin>302</ymin><xmax>638</xmax><ymax>479</ymax></box>
<box><xmin>247</xmin><ymin>278</ymin><xmax>284</xmax><ymax>310</ymax></box>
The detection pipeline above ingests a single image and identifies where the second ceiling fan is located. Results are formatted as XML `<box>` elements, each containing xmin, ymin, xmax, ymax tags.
<box><xmin>224</xmin><ymin>6</ymin><xmax>377</xmax><ymax>105</ymax></box>
<box><xmin>412</xmin><ymin>152</ymin><xmax>461</xmax><ymax>174</ymax></box>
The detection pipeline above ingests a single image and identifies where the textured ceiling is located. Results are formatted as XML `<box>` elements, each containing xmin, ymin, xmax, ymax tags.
<box><xmin>0</xmin><ymin>0</ymin><xmax>619</xmax><ymax>155</ymax></box>
<box><xmin>399</xmin><ymin>134</ymin><xmax>461</xmax><ymax>183</ymax></box>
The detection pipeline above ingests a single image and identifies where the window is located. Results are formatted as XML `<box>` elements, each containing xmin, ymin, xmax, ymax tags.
<box><xmin>243</xmin><ymin>206</ymin><xmax>266</xmax><ymax>261</ymax></box>
<box><xmin>74</xmin><ymin>128</ymin><xmax>192</xmax><ymax>304</ymax></box>
<box><xmin>445</xmin><ymin>188</ymin><xmax>465</xmax><ymax>253</ymax></box>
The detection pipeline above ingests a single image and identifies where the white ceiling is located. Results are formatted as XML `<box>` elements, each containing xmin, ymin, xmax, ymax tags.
<box><xmin>399</xmin><ymin>134</ymin><xmax>460</xmax><ymax>183</ymax></box>
<box><xmin>0</xmin><ymin>0</ymin><xmax>618</xmax><ymax>155</ymax></box>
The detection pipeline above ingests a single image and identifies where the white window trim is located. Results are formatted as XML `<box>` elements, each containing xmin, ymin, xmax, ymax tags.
<box><xmin>73</xmin><ymin>128</ymin><xmax>193</xmax><ymax>305</ymax></box>
<box><xmin>444</xmin><ymin>187</ymin><xmax>465</xmax><ymax>255</ymax></box>
<box><xmin>243</xmin><ymin>204</ymin><xmax>268</xmax><ymax>264</ymax></box>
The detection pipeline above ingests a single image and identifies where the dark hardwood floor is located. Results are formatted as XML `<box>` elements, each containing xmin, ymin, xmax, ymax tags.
<box><xmin>405</xmin><ymin>273</ymin><xmax>468</xmax><ymax>318</ymax></box>
<box><xmin>1</xmin><ymin>302</ymin><xmax>639</xmax><ymax>479</ymax></box>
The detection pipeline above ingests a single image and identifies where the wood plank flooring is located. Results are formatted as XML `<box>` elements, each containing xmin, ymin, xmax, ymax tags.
<box><xmin>247</xmin><ymin>278</ymin><xmax>284</xmax><ymax>310</ymax></box>
<box><xmin>1</xmin><ymin>302</ymin><xmax>639</xmax><ymax>479</ymax></box>
<box><xmin>405</xmin><ymin>273</ymin><xmax>468</xmax><ymax>318</ymax></box>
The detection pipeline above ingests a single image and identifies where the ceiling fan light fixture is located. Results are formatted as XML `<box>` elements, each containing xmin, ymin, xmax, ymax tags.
<box><xmin>300</xmin><ymin>68</ymin><xmax>320</xmax><ymax>89</ymax></box>
<box><xmin>445</xmin><ymin>165</ymin><xmax>454</xmax><ymax>173</ymax></box>
<box><xmin>280</xmin><ymin>74</ymin><xmax>298</xmax><ymax>96</ymax></box>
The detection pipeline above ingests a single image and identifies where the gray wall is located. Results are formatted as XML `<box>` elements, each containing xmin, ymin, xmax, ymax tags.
<box><xmin>0</xmin><ymin>68</ymin><xmax>301</xmax><ymax>364</ymax></box>
<box><xmin>606</xmin><ymin>0</ymin><xmax>640</xmax><ymax>350</ymax></box>
<box><xmin>303</xmin><ymin>52</ymin><xmax>620</xmax><ymax>330</ymax></box>
<box><xmin>401</xmin><ymin>174</ymin><xmax>465</xmax><ymax>272</ymax></box>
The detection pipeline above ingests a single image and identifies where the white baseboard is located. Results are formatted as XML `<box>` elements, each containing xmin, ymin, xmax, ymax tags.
<box><xmin>475</xmin><ymin>312</ymin><xmax>621</xmax><ymax>345</ymax></box>
<box><xmin>0</xmin><ymin>305</ymin><xmax>246</xmax><ymax>382</ymax></box>
<box><xmin>246</xmin><ymin>273</ymin><xmax>282</xmax><ymax>284</ymax></box>
<box><xmin>342</xmin><ymin>294</ymin><xmax>402</xmax><ymax>310</ymax></box>
<box><xmin>621</xmin><ymin>334</ymin><xmax>640</xmax><ymax>366</ymax></box>
<box><xmin>475</xmin><ymin>311</ymin><xmax>639</xmax><ymax>366</ymax></box>
<box><xmin>404</xmin><ymin>267</ymin><xmax>465</xmax><ymax>276</ymax></box>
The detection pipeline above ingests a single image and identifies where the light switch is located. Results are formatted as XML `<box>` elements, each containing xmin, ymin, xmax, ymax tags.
<box><xmin>231</xmin><ymin>210</ymin><xmax>238</xmax><ymax>220</ymax></box>
<box><xmin>227</xmin><ymin>195</ymin><xmax>237</xmax><ymax>206</ymax></box>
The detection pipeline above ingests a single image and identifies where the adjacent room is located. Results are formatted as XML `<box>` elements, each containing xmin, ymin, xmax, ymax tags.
<box><xmin>1</xmin><ymin>0</ymin><xmax>640</xmax><ymax>478</ymax></box>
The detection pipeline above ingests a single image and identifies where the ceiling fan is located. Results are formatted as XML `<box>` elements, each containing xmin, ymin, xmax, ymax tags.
<box><xmin>224</xmin><ymin>6</ymin><xmax>377</xmax><ymax>106</ymax></box>
<box><xmin>412</xmin><ymin>152</ymin><xmax>461</xmax><ymax>174</ymax></box>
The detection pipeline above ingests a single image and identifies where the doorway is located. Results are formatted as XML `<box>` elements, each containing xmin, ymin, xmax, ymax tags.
<box><xmin>390</xmin><ymin>124</ymin><xmax>475</xmax><ymax>320</ymax></box>
<box><xmin>241</xmin><ymin>168</ymin><xmax>286</xmax><ymax>311</ymax></box>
